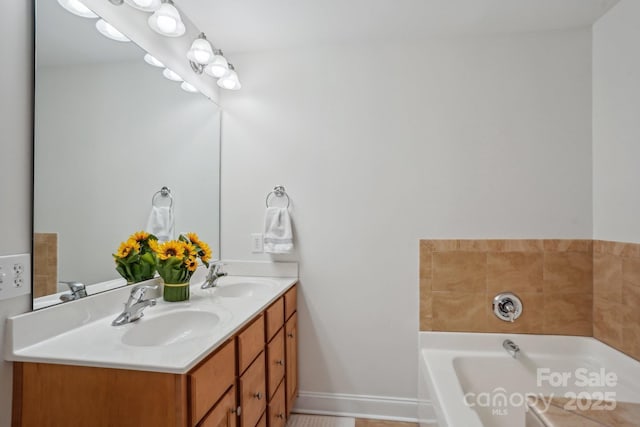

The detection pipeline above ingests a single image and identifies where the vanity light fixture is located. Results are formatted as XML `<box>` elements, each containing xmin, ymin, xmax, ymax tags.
<box><xmin>180</xmin><ymin>82</ymin><xmax>198</xmax><ymax>93</ymax></box>
<box><xmin>96</xmin><ymin>19</ymin><xmax>131</xmax><ymax>42</ymax></box>
<box><xmin>57</xmin><ymin>0</ymin><xmax>98</xmax><ymax>18</ymax></box>
<box><xmin>204</xmin><ymin>50</ymin><xmax>229</xmax><ymax>78</ymax></box>
<box><xmin>124</xmin><ymin>0</ymin><xmax>161</xmax><ymax>12</ymax></box>
<box><xmin>148</xmin><ymin>0</ymin><xmax>185</xmax><ymax>37</ymax></box>
<box><xmin>216</xmin><ymin>63</ymin><xmax>241</xmax><ymax>90</ymax></box>
<box><xmin>187</xmin><ymin>33</ymin><xmax>214</xmax><ymax>74</ymax></box>
<box><xmin>162</xmin><ymin>68</ymin><xmax>183</xmax><ymax>82</ymax></box>
<box><xmin>143</xmin><ymin>53</ymin><xmax>164</xmax><ymax>68</ymax></box>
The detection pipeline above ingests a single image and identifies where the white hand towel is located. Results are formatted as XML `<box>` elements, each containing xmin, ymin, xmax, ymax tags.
<box><xmin>264</xmin><ymin>207</ymin><xmax>293</xmax><ymax>254</ymax></box>
<box><xmin>146</xmin><ymin>206</ymin><xmax>175</xmax><ymax>242</ymax></box>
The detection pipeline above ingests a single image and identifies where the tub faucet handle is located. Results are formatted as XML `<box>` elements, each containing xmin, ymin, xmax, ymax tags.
<box><xmin>493</xmin><ymin>293</ymin><xmax>522</xmax><ymax>323</ymax></box>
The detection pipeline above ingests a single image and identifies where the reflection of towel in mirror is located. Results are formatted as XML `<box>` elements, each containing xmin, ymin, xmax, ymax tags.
<box><xmin>146</xmin><ymin>206</ymin><xmax>174</xmax><ymax>242</ymax></box>
<box><xmin>264</xmin><ymin>207</ymin><xmax>293</xmax><ymax>254</ymax></box>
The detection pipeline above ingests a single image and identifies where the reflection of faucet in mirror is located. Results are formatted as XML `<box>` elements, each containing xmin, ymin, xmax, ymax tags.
<box><xmin>112</xmin><ymin>284</ymin><xmax>158</xmax><ymax>326</ymax></box>
<box><xmin>201</xmin><ymin>262</ymin><xmax>227</xmax><ymax>289</ymax></box>
<box><xmin>59</xmin><ymin>281</ymin><xmax>87</xmax><ymax>302</ymax></box>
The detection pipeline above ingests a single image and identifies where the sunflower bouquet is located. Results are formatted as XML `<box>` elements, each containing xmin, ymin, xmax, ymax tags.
<box><xmin>150</xmin><ymin>233</ymin><xmax>212</xmax><ymax>301</ymax></box>
<box><xmin>113</xmin><ymin>231</ymin><xmax>158</xmax><ymax>284</ymax></box>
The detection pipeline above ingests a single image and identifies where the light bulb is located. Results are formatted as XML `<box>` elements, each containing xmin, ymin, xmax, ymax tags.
<box><xmin>124</xmin><ymin>0</ymin><xmax>161</xmax><ymax>12</ymax></box>
<box><xmin>157</xmin><ymin>15</ymin><xmax>177</xmax><ymax>33</ymax></box>
<box><xmin>187</xmin><ymin>36</ymin><xmax>214</xmax><ymax>65</ymax></box>
<box><xmin>96</xmin><ymin>19</ymin><xmax>130</xmax><ymax>42</ymax></box>
<box><xmin>148</xmin><ymin>2</ymin><xmax>185</xmax><ymax>37</ymax></box>
<box><xmin>144</xmin><ymin>54</ymin><xmax>164</xmax><ymax>68</ymax></box>
<box><xmin>57</xmin><ymin>0</ymin><xmax>98</xmax><ymax>18</ymax></box>
<box><xmin>217</xmin><ymin>69</ymin><xmax>241</xmax><ymax>90</ymax></box>
<box><xmin>205</xmin><ymin>53</ymin><xmax>229</xmax><ymax>78</ymax></box>
<box><xmin>162</xmin><ymin>68</ymin><xmax>183</xmax><ymax>82</ymax></box>
<box><xmin>181</xmin><ymin>82</ymin><xmax>198</xmax><ymax>93</ymax></box>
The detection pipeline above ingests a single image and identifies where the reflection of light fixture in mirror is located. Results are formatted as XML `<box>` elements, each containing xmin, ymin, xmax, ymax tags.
<box><xmin>217</xmin><ymin>64</ymin><xmax>241</xmax><ymax>90</ymax></box>
<box><xmin>205</xmin><ymin>50</ymin><xmax>229</xmax><ymax>78</ymax></box>
<box><xmin>181</xmin><ymin>82</ymin><xmax>198</xmax><ymax>93</ymax></box>
<box><xmin>96</xmin><ymin>19</ymin><xmax>131</xmax><ymax>42</ymax></box>
<box><xmin>57</xmin><ymin>0</ymin><xmax>98</xmax><ymax>18</ymax></box>
<box><xmin>124</xmin><ymin>0</ymin><xmax>161</xmax><ymax>12</ymax></box>
<box><xmin>144</xmin><ymin>53</ymin><xmax>164</xmax><ymax>68</ymax></box>
<box><xmin>162</xmin><ymin>68</ymin><xmax>183</xmax><ymax>82</ymax></box>
<box><xmin>188</xmin><ymin>33</ymin><xmax>214</xmax><ymax>74</ymax></box>
<box><xmin>148</xmin><ymin>0</ymin><xmax>185</xmax><ymax>37</ymax></box>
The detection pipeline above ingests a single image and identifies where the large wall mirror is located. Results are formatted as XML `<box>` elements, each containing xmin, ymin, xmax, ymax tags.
<box><xmin>33</xmin><ymin>0</ymin><xmax>221</xmax><ymax>310</ymax></box>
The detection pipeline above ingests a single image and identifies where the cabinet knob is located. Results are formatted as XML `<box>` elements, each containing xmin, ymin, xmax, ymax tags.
<box><xmin>287</xmin><ymin>333</ymin><xmax>294</xmax><ymax>338</ymax></box>
<box><xmin>231</xmin><ymin>406</ymin><xmax>242</xmax><ymax>416</ymax></box>
<box><xmin>275</xmin><ymin>359</ymin><xmax>284</xmax><ymax>366</ymax></box>
<box><xmin>277</xmin><ymin>414</ymin><xmax>286</xmax><ymax>420</ymax></box>
<box><xmin>254</xmin><ymin>392</ymin><xmax>264</xmax><ymax>400</ymax></box>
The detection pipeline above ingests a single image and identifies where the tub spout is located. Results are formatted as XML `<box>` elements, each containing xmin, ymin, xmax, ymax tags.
<box><xmin>503</xmin><ymin>339</ymin><xmax>520</xmax><ymax>358</ymax></box>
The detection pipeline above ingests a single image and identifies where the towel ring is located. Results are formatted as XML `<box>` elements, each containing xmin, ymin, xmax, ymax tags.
<box><xmin>265</xmin><ymin>185</ymin><xmax>290</xmax><ymax>208</ymax></box>
<box><xmin>152</xmin><ymin>186</ymin><xmax>173</xmax><ymax>208</ymax></box>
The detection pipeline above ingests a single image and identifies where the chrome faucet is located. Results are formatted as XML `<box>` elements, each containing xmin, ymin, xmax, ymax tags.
<box><xmin>503</xmin><ymin>339</ymin><xmax>520</xmax><ymax>358</ymax></box>
<box><xmin>111</xmin><ymin>284</ymin><xmax>158</xmax><ymax>326</ymax></box>
<box><xmin>59</xmin><ymin>281</ymin><xmax>88</xmax><ymax>302</ymax></box>
<box><xmin>201</xmin><ymin>262</ymin><xmax>227</xmax><ymax>289</ymax></box>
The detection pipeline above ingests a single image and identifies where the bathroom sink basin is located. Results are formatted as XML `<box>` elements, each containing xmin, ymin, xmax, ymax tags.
<box><xmin>210</xmin><ymin>278</ymin><xmax>278</xmax><ymax>298</ymax></box>
<box><xmin>122</xmin><ymin>310</ymin><xmax>219</xmax><ymax>347</ymax></box>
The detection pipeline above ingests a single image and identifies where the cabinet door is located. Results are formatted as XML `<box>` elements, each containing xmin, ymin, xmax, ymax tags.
<box><xmin>267</xmin><ymin>328</ymin><xmax>285</xmax><ymax>400</ymax></box>
<box><xmin>190</xmin><ymin>340</ymin><xmax>236</xmax><ymax>426</ymax></box>
<box><xmin>285</xmin><ymin>312</ymin><xmax>298</xmax><ymax>416</ymax></box>
<box><xmin>200</xmin><ymin>385</ymin><xmax>238</xmax><ymax>427</ymax></box>
<box><xmin>240</xmin><ymin>352</ymin><xmax>267</xmax><ymax>427</ymax></box>
<box><xmin>268</xmin><ymin>381</ymin><xmax>287</xmax><ymax>427</ymax></box>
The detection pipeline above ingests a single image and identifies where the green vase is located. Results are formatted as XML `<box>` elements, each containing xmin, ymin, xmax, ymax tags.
<box><xmin>163</xmin><ymin>282</ymin><xmax>190</xmax><ymax>302</ymax></box>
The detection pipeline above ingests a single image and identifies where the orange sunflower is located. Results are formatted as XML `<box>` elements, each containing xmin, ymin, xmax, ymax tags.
<box><xmin>155</xmin><ymin>240</ymin><xmax>186</xmax><ymax>260</ymax></box>
<box><xmin>115</xmin><ymin>239</ymin><xmax>140</xmax><ymax>259</ymax></box>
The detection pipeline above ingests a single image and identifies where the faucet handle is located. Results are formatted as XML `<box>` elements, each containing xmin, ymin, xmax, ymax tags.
<box><xmin>129</xmin><ymin>283</ymin><xmax>159</xmax><ymax>302</ymax></box>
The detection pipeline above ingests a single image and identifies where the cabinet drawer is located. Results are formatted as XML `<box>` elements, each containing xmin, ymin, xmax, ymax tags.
<box><xmin>238</xmin><ymin>314</ymin><xmax>265</xmax><ymax>374</ymax></box>
<box><xmin>284</xmin><ymin>286</ymin><xmax>297</xmax><ymax>320</ymax></box>
<box><xmin>199</xmin><ymin>385</ymin><xmax>238</xmax><ymax>427</ymax></box>
<box><xmin>268</xmin><ymin>381</ymin><xmax>287</xmax><ymax>427</ymax></box>
<box><xmin>240</xmin><ymin>352</ymin><xmax>267</xmax><ymax>427</ymax></box>
<box><xmin>190</xmin><ymin>340</ymin><xmax>236</xmax><ymax>427</ymax></box>
<box><xmin>266</xmin><ymin>328</ymin><xmax>285</xmax><ymax>400</ymax></box>
<box><xmin>265</xmin><ymin>298</ymin><xmax>284</xmax><ymax>342</ymax></box>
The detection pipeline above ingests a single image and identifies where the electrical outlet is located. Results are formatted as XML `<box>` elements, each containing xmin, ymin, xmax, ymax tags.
<box><xmin>14</xmin><ymin>263</ymin><xmax>24</xmax><ymax>275</ymax></box>
<box><xmin>0</xmin><ymin>254</ymin><xmax>30</xmax><ymax>300</ymax></box>
<box><xmin>251</xmin><ymin>233</ymin><xmax>264</xmax><ymax>253</ymax></box>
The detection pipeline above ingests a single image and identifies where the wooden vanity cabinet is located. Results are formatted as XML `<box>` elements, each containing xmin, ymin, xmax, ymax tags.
<box><xmin>12</xmin><ymin>284</ymin><xmax>298</xmax><ymax>427</ymax></box>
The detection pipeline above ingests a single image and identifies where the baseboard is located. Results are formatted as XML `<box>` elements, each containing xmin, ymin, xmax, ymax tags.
<box><xmin>293</xmin><ymin>391</ymin><xmax>430</xmax><ymax>423</ymax></box>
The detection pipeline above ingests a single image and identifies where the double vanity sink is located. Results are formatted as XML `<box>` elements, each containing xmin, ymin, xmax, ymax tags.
<box><xmin>5</xmin><ymin>262</ymin><xmax>299</xmax><ymax>427</ymax></box>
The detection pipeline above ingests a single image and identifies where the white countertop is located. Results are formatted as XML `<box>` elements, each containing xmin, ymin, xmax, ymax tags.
<box><xmin>5</xmin><ymin>267</ymin><xmax>297</xmax><ymax>374</ymax></box>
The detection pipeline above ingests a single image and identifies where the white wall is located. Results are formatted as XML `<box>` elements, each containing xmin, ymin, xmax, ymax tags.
<box><xmin>593</xmin><ymin>0</ymin><xmax>640</xmax><ymax>243</ymax></box>
<box><xmin>34</xmin><ymin>62</ymin><xmax>220</xmax><ymax>287</ymax></box>
<box><xmin>220</xmin><ymin>30</ymin><xmax>593</xmax><ymax>418</ymax></box>
<box><xmin>0</xmin><ymin>1</ymin><xmax>33</xmax><ymax>426</ymax></box>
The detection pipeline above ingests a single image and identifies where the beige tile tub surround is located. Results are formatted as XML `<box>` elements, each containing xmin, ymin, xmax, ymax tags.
<box><xmin>593</xmin><ymin>240</ymin><xmax>640</xmax><ymax>361</ymax></box>
<box><xmin>420</xmin><ymin>239</ymin><xmax>593</xmax><ymax>336</ymax></box>
<box><xmin>33</xmin><ymin>233</ymin><xmax>58</xmax><ymax>298</ymax></box>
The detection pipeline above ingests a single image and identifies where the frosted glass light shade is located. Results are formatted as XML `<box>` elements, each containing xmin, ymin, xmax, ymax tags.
<box><xmin>148</xmin><ymin>3</ymin><xmax>185</xmax><ymax>37</ymax></box>
<box><xmin>96</xmin><ymin>19</ymin><xmax>130</xmax><ymax>42</ymax></box>
<box><xmin>205</xmin><ymin>54</ymin><xmax>229</xmax><ymax>78</ymax></box>
<box><xmin>187</xmin><ymin>38</ymin><xmax>214</xmax><ymax>65</ymax></box>
<box><xmin>217</xmin><ymin>69</ymin><xmax>241</xmax><ymax>90</ymax></box>
<box><xmin>181</xmin><ymin>82</ymin><xmax>198</xmax><ymax>93</ymax></box>
<box><xmin>57</xmin><ymin>0</ymin><xmax>97</xmax><ymax>18</ymax></box>
<box><xmin>162</xmin><ymin>68</ymin><xmax>183</xmax><ymax>82</ymax></box>
<box><xmin>124</xmin><ymin>0</ymin><xmax>161</xmax><ymax>12</ymax></box>
<box><xmin>144</xmin><ymin>54</ymin><xmax>164</xmax><ymax>68</ymax></box>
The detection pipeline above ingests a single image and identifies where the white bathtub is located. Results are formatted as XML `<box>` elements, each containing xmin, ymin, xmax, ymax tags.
<box><xmin>418</xmin><ymin>332</ymin><xmax>640</xmax><ymax>427</ymax></box>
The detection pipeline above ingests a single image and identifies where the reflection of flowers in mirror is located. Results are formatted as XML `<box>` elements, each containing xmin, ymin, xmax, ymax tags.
<box><xmin>113</xmin><ymin>231</ymin><xmax>158</xmax><ymax>284</ymax></box>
